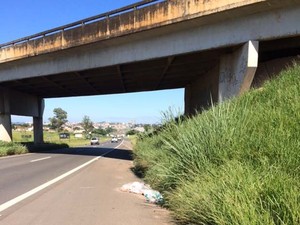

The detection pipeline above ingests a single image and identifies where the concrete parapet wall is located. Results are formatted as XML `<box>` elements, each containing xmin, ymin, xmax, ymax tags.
<box><xmin>0</xmin><ymin>0</ymin><xmax>294</xmax><ymax>63</ymax></box>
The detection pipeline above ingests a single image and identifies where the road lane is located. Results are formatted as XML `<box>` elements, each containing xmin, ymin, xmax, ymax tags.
<box><xmin>0</xmin><ymin>141</ymin><xmax>121</xmax><ymax>209</ymax></box>
<box><xmin>0</xmin><ymin>139</ymin><xmax>174</xmax><ymax>225</ymax></box>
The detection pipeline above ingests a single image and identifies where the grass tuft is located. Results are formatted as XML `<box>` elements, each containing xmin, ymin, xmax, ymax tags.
<box><xmin>0</xmin><ymin>141</ymin><xmax>28</xmax><ymax>156</ymax></box>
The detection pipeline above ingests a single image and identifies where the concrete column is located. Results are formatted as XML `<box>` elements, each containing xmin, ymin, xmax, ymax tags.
<box><xmin>0</xmin><ymin>89</ymin><xmax>12</xmax><ymax>142</ymax></box>
<box><xmin>0</xmin><ymin>114</ymin><xmax>12</xmax><ymax>142</ymax></box>
<box><xmin>219</xmin><ymin>40</ymin><xmax>259</xmax><ymax>101</ymax></box>
<box><xmin>33</xmin><ymin>98</ymin><xmax>45</xmax><ymax>144</ymax></box>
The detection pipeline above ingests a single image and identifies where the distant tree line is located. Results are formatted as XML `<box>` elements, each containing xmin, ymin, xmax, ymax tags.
<box><xmin>48</xmin><ymin>108</ymin><xmax>116</xmax><ymax>137</ymax></box>
<box><xmin>48</xmin><ymin>107</ymin><xmax>159</xmax><ymax>138</ymax></box>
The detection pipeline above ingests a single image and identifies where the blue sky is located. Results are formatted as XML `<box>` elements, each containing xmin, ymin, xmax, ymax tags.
<box><xmin>1</xmin><ymin>0</ymin><xmax>184</xmax><ymax>124</ymax></box>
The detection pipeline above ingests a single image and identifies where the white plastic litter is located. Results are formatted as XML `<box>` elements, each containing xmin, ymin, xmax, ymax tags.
<box><xmin>121</xmin><ymin>181</ymin><xmax>164</xmax><ymax>204</ymax></box>
<box><xmin>120</xmin><ymin>181</ymin><xmax>150</xmax><ymax>194</ymax></box>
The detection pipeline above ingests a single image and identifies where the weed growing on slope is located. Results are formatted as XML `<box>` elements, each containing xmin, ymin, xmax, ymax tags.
<box><xmin>133</xmin><ymin>63</ymin><xmax>300</xmax><ymax>224</ymax></box>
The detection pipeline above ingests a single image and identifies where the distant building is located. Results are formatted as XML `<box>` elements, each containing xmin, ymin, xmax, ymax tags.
<box><xmin>134</xmin><ymin>127</ymin><xmax>145</xmax><ymax>133</ymax></box>
<box><xmin>26</xmin><ymin>126</ymin><xmax>34</xmax><ymax>132</ymax></box>
<box><xmin>74</xmin><ymin>130</ymin><xmax>84</xmax><ymax>138</ymax></box>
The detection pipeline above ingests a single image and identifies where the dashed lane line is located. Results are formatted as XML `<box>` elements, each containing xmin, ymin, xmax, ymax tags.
<box><xmin>30</xmin><ymin>156</ymin><xmax>52</xmax><ymax>163</ymax></box>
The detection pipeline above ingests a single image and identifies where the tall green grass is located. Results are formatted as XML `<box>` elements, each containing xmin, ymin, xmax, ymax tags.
<box><xmin>0</xmin><ymin>141</ymin><xmax>28</xmax><ymax>156</ymax></box>
<box><xmin>133</xmin><ymin>64</ymin><xmax>300</xmax><ymax>224</ymax></box>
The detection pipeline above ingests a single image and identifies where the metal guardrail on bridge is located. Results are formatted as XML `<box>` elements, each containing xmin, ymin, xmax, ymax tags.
<box><xmin>0</xmin><ymin>0</ymin><xmax>165</xmax><ymax>49</ymax></box>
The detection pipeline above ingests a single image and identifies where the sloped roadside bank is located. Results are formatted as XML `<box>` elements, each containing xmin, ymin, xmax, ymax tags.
<box><xmin>133</xmin><ymin>64</ymin><xmax>300</xmax><ymax>224</ymax></box>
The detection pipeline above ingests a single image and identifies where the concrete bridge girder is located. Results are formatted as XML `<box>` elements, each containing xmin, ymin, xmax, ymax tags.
<box><xmin>0</xmin><ymin>88</ymin><xmax>44</xmax><ymax>143</ymax></box>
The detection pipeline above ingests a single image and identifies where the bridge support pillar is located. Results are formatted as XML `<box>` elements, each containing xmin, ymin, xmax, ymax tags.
<box><xmin>0</xmin><ymin>88</ymin><xmax>44</xmax><ymax>143</ymax></box>
<box><xmin>33</xmin><ymin>98</ymin><xmax>44</xmax><ymax>144</ymax></box>
<box><xmin>219</xmin><ymin>40</ymin><xmax>259</xmax><ymax>102</ymax></box>
<box><xmin>0</xmin><ymin>89</ymin><xmax>12</xmax><ymax>142</ymax></box>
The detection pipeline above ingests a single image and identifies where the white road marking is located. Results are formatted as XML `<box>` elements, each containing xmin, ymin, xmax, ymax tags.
<box><xmin>0</xmin><ymin>140</ymin><xmax>124</xmax><ymax>213</ymax></box>
<box><xmin>79</xmin><ymin>187</ymin><xmax>95</xmax><ymax>189</ymax></box>
<box><xmin>115</xmin><ymin>139</ymin><xmax>124</xmax><ymax>149</ymax></box>
<box><xmin>30</xmin><ymin>156</ymin><xmax>52</xmax><ymax>163</ymax></box>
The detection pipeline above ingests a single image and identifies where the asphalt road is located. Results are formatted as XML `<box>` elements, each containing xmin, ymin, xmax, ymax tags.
<box><xmin>0</xmin><ymin>140</ymin><xmax>173</xmax><ymax>225</ymax></box>
<box><xmin>0</xmin><ymin>141</ymin><xmax>121</xmax><ymax>207</ymax></box>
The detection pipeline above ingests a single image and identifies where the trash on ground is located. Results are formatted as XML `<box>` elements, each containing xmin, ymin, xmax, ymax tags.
<box><xmin>121</xmin><ymin>181</ymin><xmax>164</xmax><ymax>204</ymax></box>
<box><xmin>120</xmin><ymin>181</ymin><xmax>150</xmax><ymax>194</ymax></box>
<box><xmin>143</xmin><ymin>189</ymin><xmax>164</xmax><ymax>204</ymax></box>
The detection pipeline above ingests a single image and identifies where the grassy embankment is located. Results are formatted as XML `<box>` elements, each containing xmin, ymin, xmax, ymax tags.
<box><xmin>133</xmin><ymin>64</ymin><xmax>300</xmax><ymax>224</ymax></box>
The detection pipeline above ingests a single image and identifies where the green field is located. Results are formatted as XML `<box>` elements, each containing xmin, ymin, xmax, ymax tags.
<box><xmin>12</xmin><ymin>131</ymin><xmax>109</xmax><ymax>147</ymax></box>
<box><xmin>0</xmin><ymin>131</ymin><xmax>110</xmax><ymax>156</ymax></box>
<box><xmin>133</xmin><ymin>64</ymin><xmax>300</xmax><ymax>224</ymax></box>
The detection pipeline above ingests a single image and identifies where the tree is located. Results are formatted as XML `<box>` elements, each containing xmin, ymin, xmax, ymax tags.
<box><xmin>81</xmin><ymin>115</ymin><xmax>94</xmax><ymax>135</ymax></box>
<box><xmin>126</xmin><ymin>129</ymin><xmax>139</xmax><ymax>136</ymax></box>
<box><xmin>105</xmin><ymin>126</ymin><xmax>116</xmax><ymax>135</ymax></box>
<box><xmin>93</xmin><ymin>128</ymin><xmax>107</xmax><ymax>136</ymax></box>
<box><xmin>48</xmin><ymin>108</ymin><xmax>68</xmax><ymax>131</ymax></box>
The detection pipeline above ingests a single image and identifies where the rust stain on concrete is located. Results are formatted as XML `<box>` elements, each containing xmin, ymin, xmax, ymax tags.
<box><xmin>0</xmin><ymin>0</ymin><xmax>276</xmax><ymax>63</ymax></box>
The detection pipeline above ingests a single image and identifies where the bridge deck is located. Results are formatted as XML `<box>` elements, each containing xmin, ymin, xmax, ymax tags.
<box><xmin>0</xmin><ymin>0</ymin><xmax>293</xmax><ymax>63</ymax></box>
<box><xmin>0</xmin><ymin>0</ymin><xmax>300</xmax><ymax>98</ymax></box>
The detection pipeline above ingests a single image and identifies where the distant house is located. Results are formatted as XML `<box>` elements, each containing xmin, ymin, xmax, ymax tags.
<box><xmin>62</xmin><ymin>125</ymin><xmax>73</xmax><ymax>132</ymax></box>
<box><xmin>74</xmin><ymin>130</ymin><xmax>84</xmax><ymax>138</ymax></box>
<box><xmin>134</xmin><ymin>127</ymin><xmax>145</xmax><ymax>133</ymax></box>
<box><xmin>26</xmin><ymin>126</ymin><xmax>34</xmax><ymax>132</ymax></box>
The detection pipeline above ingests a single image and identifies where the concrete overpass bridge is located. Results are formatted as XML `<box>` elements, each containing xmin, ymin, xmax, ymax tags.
<box><xmin>1</xmin><ymin>0</ymin><xmax>300</xmax><ymax>143</ymax></box>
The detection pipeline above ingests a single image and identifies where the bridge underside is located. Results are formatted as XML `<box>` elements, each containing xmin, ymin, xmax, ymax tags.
<box><xmin>0</xmin><ymin>48</ymin><xmax>224</xmax><ymax>98</ymax></box>
<box><xmin>1</xmin><ymin>36</ymin><xmax>300</xmax><ymax>99</ymax></box>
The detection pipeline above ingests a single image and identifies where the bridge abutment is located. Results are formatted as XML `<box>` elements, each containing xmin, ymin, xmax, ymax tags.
<box><xmin>185</xmin><ymin>41</ymin><xmax>258</xmax><ymax>115</ymax></box>
<box><xmin>219</xmin><ymin>41</ymin><xmax>259</xmax><ymax>102</ymax></box>
<box><xmin>0</xmin><ymin>88</ymin><xmax>44</xmax><ymax>143</ymax></box>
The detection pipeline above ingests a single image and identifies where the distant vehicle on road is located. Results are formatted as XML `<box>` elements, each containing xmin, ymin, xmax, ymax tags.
<box><xmin>111</xmin><ymin>137</ymin><xmax>118</xmax><ymax>143</ymax></box>
<box><xmin>90</xmin><ymin>137</ymin><xmax>99</xmax><ymax>145</ymax></box>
